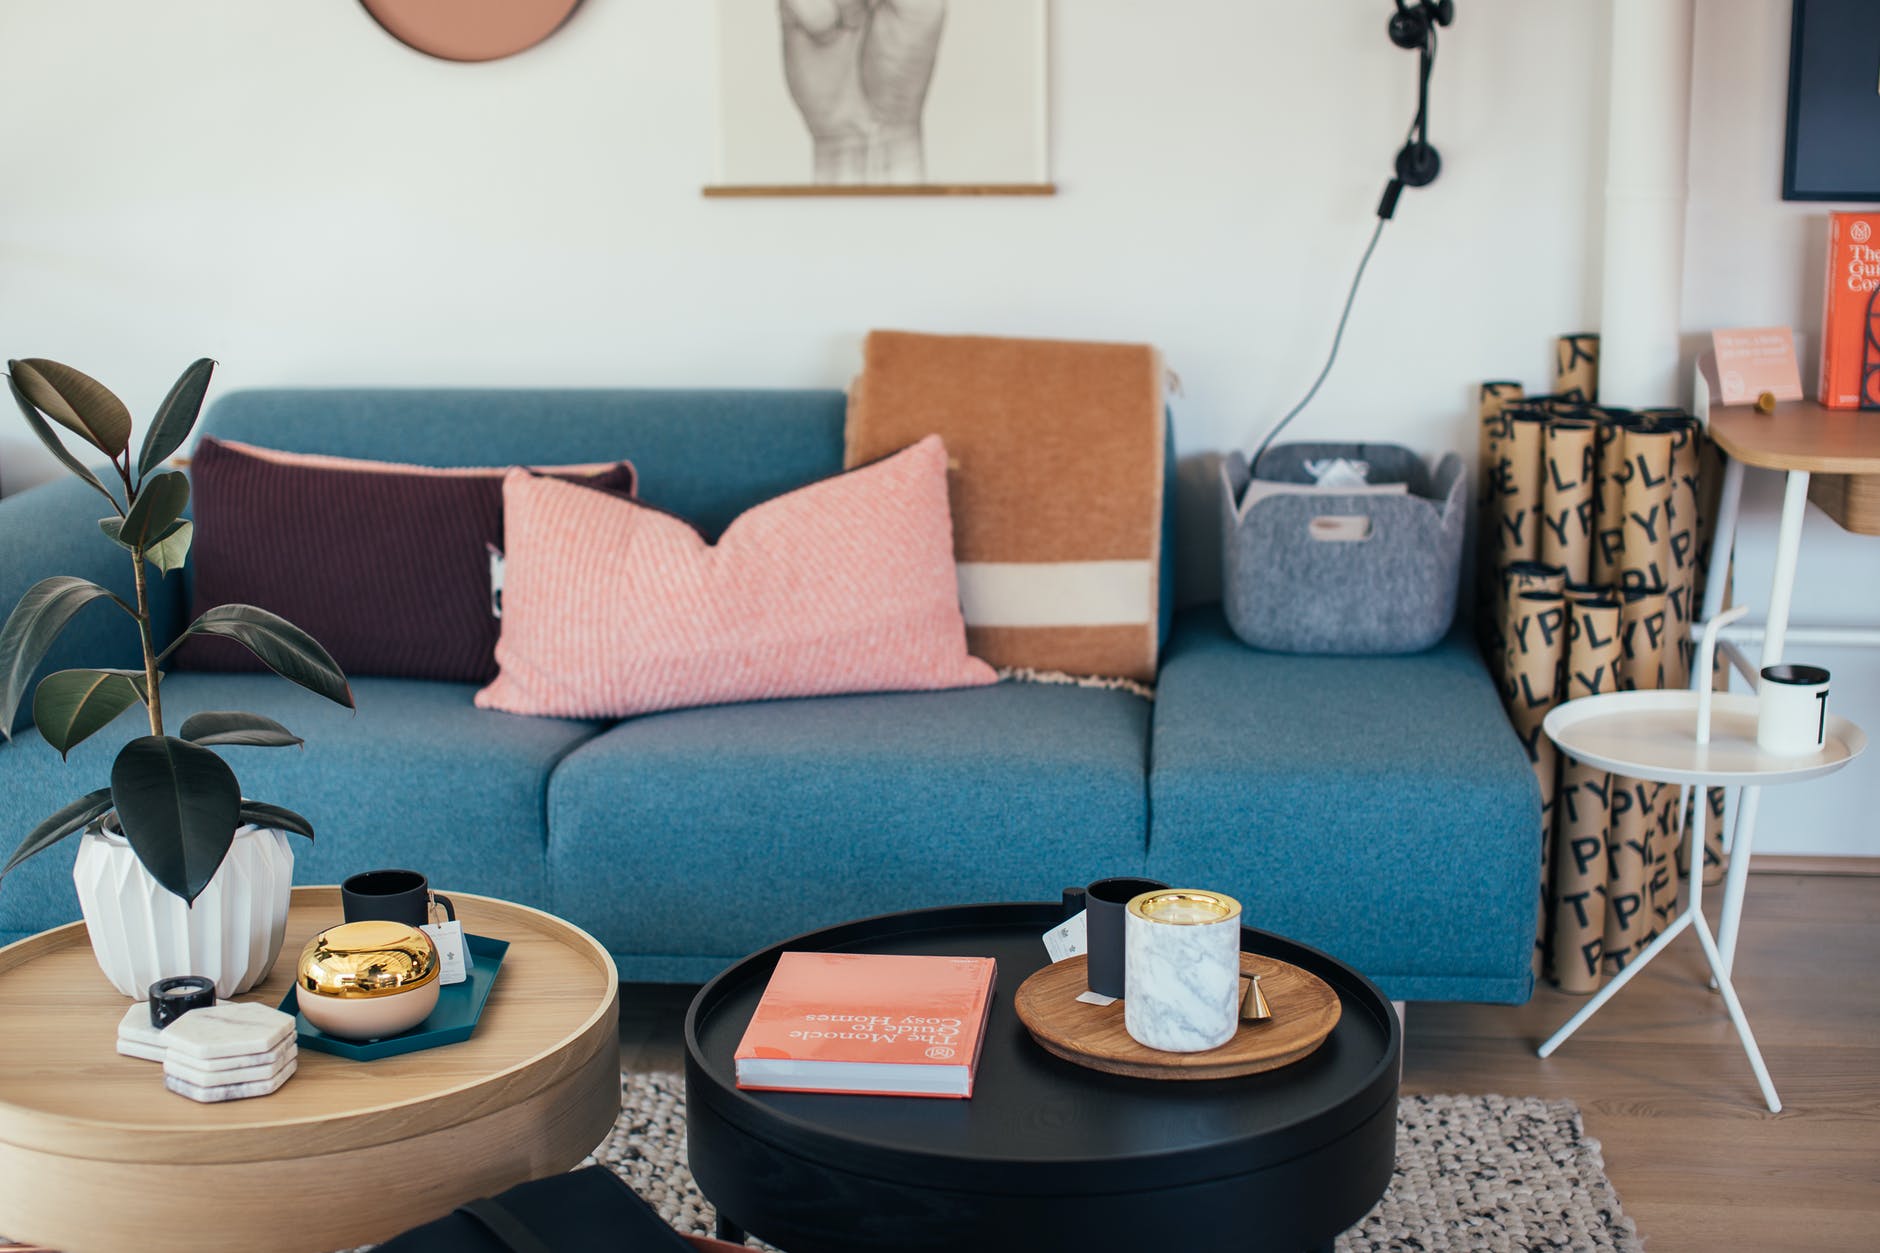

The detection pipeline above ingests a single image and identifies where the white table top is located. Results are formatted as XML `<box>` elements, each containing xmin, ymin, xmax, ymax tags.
<box><xmin>1543</xmin><ymin>690</ymin><xmax>1866</xmax><ymax>787</ymax></box>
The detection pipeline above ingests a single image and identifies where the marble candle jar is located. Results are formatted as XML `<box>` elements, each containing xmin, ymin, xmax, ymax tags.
<box><xmin>1123</xmin><ymin>890</ymin><xmax>1243</xmax><ymax>1053</ymax></box>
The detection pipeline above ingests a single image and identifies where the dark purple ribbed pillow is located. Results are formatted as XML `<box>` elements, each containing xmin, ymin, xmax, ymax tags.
<box><xmin>179</xmin><ymin>438</ymin><xmax>637</xmax><ymax>683</ymax></box>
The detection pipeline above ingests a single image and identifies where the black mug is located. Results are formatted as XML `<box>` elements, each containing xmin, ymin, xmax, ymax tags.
<box><xmin>1064</xmin><ymin>876</ymin><xmax>1168</xmax><ymax>999</ymax></box>
<box><xmin>341</xmin><ymin>869</ymin><xmax>455</xmax><ymax>930</ymax></box>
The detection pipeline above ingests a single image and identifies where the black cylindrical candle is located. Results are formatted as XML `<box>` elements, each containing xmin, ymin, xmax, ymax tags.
<box><xmin>149</xmin><ymin>975</ymin><xmax>216</xmax><ymax>1029</ymax></box>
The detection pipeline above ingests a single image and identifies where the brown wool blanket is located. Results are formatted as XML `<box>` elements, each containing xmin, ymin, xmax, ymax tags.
<box><xmin>846</xmin><ymin>329</ymin><xmax>1166</xmax><ymax>681</ymax></box>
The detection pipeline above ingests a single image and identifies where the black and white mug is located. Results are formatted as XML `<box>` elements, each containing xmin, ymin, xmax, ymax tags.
<box><xmin>1757</xmin><ymin>664</ymin><xmax>1830</xmax><ymax>757</ymax></box>
<box><xmin>341</xmin><ymin>869</ymin><xmax>456</xmax><ymax>929</ymax></box>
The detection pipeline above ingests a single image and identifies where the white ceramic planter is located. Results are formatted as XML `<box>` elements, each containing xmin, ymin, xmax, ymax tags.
<box><xmin>72</xmin><ymin>823</ymin><xmax>295</xmax><ymax>999</ymax></box>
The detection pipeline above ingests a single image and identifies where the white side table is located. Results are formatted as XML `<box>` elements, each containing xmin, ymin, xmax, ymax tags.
<box><xmin>1535</xmin><ymin>675</ymin><xmax>1865</xmax><ymax>1113</ymax></box>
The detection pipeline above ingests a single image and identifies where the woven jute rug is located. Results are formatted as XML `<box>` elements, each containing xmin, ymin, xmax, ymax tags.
<box><xmin>593</xmin><ymin>1072</ymin><xmax>1642</xmax><ymax>1252</ymax></box>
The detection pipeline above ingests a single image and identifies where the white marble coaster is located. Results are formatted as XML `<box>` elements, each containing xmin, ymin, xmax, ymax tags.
<box><xmin>164</xmin><ymin>1045</ymin><xmax>295</xmax><ymax>1089</ymax></box>
<box><xmin>161</xmin><ymin>1002</ymin><xmax>295</xmax><ymax>1062</ymax></box>
<box><xmin>116</xmin><ymin>1038</ymin><xmax>167</xmax><ymax>1063</ymax></box>
<box><xmin>116</xmin><ymin>1003</ymin><xmax>167</xmax><ymax>1060</ymax></box>
<box><xmin>164</xmin><ymin>1056</ymin><xmax>297</xmax><ymax>1103</ymax></box>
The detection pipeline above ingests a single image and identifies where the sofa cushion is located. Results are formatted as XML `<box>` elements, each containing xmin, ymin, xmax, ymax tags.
<box><xmin>181</xmin><ymin>437</ymin><xmax>637</xmax><ymax>683</ymax></box>
<box><xmin>1148</xmin><ymin>607</ymin><xmax>1540</xmax><ymax>1003</ymax></box>
<box><xmin>479</xmin><ymin>437</ymin><xmax>995</xmax><ymax>720</ymax></box>
<box><xmin>0</xmin><ymin>673</ymin><xmax>602</xmax><ymax>937</ymax></box>
<box><xmin>547</xmin><ymin>681</ymin><xmax>1151</xmax><ymax>981</ymax></box>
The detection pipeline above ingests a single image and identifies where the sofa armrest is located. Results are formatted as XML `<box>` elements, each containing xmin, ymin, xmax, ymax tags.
<box><xmin>0</xmin><ymin>477</ymin><xmax>188</xmax><ymax>734</ymax></box>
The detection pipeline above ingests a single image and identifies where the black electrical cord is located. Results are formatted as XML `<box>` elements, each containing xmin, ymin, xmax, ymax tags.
<box><xmin>1248</xmin><ymin>26</ymin><xmax>1439</xmax><ymax>473</ymax></box>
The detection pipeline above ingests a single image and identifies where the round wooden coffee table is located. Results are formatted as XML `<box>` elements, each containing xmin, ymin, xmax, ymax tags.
<box><xmin>685</xmin><ymin>903</ymin><xmax>1400</xmax><ymax>1253</ymax></box>
<box><xmin>0</xmin><ymin>887</ymin><xmax>619</xmax><ymax>1253</ymax></box>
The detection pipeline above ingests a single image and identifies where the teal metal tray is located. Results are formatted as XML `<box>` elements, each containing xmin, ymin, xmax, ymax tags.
<box><xmin>280</xmin><ymin>933</ymin><xmax>509</xmax><ymax>1061</ymax></box>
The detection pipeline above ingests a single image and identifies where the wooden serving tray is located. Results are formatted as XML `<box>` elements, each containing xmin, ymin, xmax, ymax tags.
<box><xmin>1014</xmin><ymin>952</ymin><xmax>1341</xmax><ymax>1080</ymax></box>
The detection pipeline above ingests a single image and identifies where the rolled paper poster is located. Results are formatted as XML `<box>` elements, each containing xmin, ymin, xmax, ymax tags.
<box><xmin>1540</xmin><ymin>419</ymin><xmax>1598</xmax><ymax>583</ymax></box>
<box><xmin>1547</xmin><ymin>595</ymin><xmax>1624</xmax><ymax>992</ymax></box>
<box><xmin>1693</xmin><ymin>423</ymin><xmax>1728</xmax><ymax>599</ymax></box>
<box><xmin>1646</xmin><ymin>781</ymin><xmax>1681</xmax><ymax>935</ymax></box>
<box><xmin>1503</xmin><ymin>591</ymin><xmax>1569</xmax><ymax>761</ymax></box>
<box><xmin>1602</xmin><ymin>776</ymin><xmax>1656</xmax><ymax>976</ymax></box>
<box><xmin>1617</xmin><ymin>417</ymin><xmax>1677</xmax><ymax>596</ymax></box>
<box><xmin>1478</xmin><ymin>382</ymin><xmax>1526</xmax><ymax>653</ymax></box>
<box><xmin>1563</xmin><ymin>579</ymin><xmax>1612</xmax><ymax>603</ymax></box>
<box><xmin>1563</xmin><ymin>597</ymin><xmax>1623</xmax><ymax>703</ymax></box>
<box><xmin>1555</xmin><ymin>333</ymin><xmax>1601</xmax><ymax>402</ymax></box>
<box><xmin>1479</xmin><ymin>381</ymin><xmax>1525</xmax><ymax>509</ymax></box>
<box><xmin>1504</xmin><ymin>589</ymin><xmax>1569</xmax><ymax>978</ymax></box>
<box><xmin>1549</xmin><ymin>761</ymin><xmax>1611</xmax><ymax>993</ymax></box>
<box><xmin>1588</xmin><ymin>408</ymin><xmax>1630</xmax><ymax>586</ymax></box>
<box><xmin>1619</xmin><ymin>583</ymin><xmax>1670</xmax><ymax>692</ymax></box>
<box><xmin>1503</xmin><ymin>560</ymin><xmax>1567</xmax><ymax>599</ymax></box>
<box><xmin>1499</xmin><ymin>407</ymin><xmax>1548</xmax><ymax>565</ymax></box>
<box><xmin>1661</xmin><ymin>414</ymin><xmax>1702</xmax><ymax>688</ymax></box>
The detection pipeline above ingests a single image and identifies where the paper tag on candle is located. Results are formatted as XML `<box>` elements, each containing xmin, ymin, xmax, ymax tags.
<box><xmin>421</xmin><ymin>921</ymin><xmax>470</xmax><ymax>985</ymax></box>
<box><xmin>1043</xmin><ymin>911</ymin><xmax>1087</xmax><ymax>964</ymax></box>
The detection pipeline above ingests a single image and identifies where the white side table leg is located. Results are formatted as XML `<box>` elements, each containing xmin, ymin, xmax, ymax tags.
<box><xmin>1715</xmin><ymin>784</ymin><xmax>1760</xmax><ymax>979</ymax></box>
<box><xmin>1716</xmin><ymin>469</ymin><xmax>1811</xmax><ymax>974</ymax></box>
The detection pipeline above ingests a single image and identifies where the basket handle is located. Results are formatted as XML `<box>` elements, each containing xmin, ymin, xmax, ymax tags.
<box><xmin>1309</xmin><ymin>515</ymin><xmax>1373</xmax><ymax>542</ymax></box>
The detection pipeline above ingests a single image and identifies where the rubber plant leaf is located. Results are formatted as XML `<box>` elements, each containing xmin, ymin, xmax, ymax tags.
<box><xmin>9</xmin><ymin>358</ymin><xmax>132</xmax><ymax>458</ymax></box>
<box><xmin>110</xmin><ymin>735</ymin><xmax>242</xmax><ymax>904</ymax></box>
<box><xmin>6</xmin><ymin>371</ymin><xmax>121</xmax><ymax>513</ymax></box>
<box><xmin>143</xmin><ymin>519</ymin><xmax>194</xmax><ymax>576</ymax></box>
<box><xmin>102</xmin><ymin>517</ymin><xmax>193</xmax><ymax>575</ymax></box>
<box><xmin>238</xmin><ymin>800</ymin><xmax>315</xmax><ymax>841</ymax></box>
<box><xmin>32</xmin><ymin>668</ymin><xmax>150</xmax><ymax>760</ymax></box>
<box><xmin>162</xmin><ymin>604</ymin><xmax>353</xmax><ymax>710</ymax></box>
<box><xmin>179</xmin><ymin>710</ymin><xmax>302</xmax><ymax>749</ymax></box>
<box><xmin>0</xmin><ymin>577</ymin><xmax>133</xmax><ymax>741</ymax></box>
<box><xmin>138</xmin><ymin>358</ymin><xmax>215</xmax><ymax>480</ymax></box>
<box><xmin>115</xmin><ymin>469</ymin><xmax>191</xmax><ymax>553</ymax></box>
<box><xmin>0</xmin><ymin>787</ymin><xmax>114</xmax><ymax>878</ymax></box>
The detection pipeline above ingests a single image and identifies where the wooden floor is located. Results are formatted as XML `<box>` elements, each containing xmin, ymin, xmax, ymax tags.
<box><xmin>620</xmin><ymin>870</ymin><xmax>1880</xmax><ymax>1252</ymax></box>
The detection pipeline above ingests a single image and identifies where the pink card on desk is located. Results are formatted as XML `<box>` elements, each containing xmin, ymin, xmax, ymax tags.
<box><xmin>1711</xmin><ymin>327</ymin><xmax>1803</xmax><ymax>406</ymax></box>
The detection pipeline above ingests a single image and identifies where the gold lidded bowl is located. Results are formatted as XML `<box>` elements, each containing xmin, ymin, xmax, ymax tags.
<box><xmin>295</xmin><ymin>920</ymin><xmax>441</xmax><ymax>1040</ymax></box>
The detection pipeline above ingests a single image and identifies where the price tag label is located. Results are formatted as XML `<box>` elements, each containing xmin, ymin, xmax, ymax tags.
<box><xmin>1042</xmin><ymin>910</ymin><xmax>1087</xmax><ymax>964</ymax></box>
<box><xmin>421</xmin><ymin>921</ymin><xmax>471</xmax><ymax>986</ymax></box>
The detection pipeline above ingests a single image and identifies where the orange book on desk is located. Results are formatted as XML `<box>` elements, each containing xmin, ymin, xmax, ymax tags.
<box><xmin>734</xmin><ymin>952</ymin><xmax>997</xmax><ymax>1098</ymax></box>
<box><xmin>1818</xmin><ymin>211</ymin><xmax>1880</xmax><ymax>410</ymax></box>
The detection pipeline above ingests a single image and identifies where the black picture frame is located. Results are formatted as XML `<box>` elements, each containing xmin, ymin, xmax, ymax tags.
<box><xmin>1782</xmin><ymin>0</ymin><xmax>1880</xmax><ymax>202</ymax></box>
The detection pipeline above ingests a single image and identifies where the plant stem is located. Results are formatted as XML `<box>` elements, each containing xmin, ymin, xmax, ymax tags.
<box><xmin>131</xmin><ymin>548</ymin><xmax>163</xmax><ymax>737</ymax></box>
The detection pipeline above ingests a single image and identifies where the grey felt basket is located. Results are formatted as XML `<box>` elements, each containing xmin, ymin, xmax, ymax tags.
<box><xmin>1219</xmin><ymin>441</ymin><xmax>1466</xmax><ymax>654</ymax></box>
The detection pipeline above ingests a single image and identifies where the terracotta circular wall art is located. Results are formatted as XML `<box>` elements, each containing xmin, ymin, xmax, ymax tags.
<box><xmin>360</xmin><ymin>0</ymin><xmax>583</xmax><ymax>63</ymax></box>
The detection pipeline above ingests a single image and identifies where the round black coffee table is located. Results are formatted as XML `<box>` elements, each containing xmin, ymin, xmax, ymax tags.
<box><xmin>684</xmin><ymin>903</ymin><xmax>1399</xmax><ymax>1253</ymax></box>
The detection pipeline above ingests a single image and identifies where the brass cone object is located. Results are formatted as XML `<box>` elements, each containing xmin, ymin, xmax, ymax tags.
<box><xmin>1239</xmin><ymin>974</ymin><xmax>1272</xmax><ymax>1022</ymax></box>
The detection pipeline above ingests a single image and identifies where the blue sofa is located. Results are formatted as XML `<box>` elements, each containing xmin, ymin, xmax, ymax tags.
<box><xmin>0</xmin><ymin>389</ymin><xmax>1540</xmax><ymax>1001</ymax></box>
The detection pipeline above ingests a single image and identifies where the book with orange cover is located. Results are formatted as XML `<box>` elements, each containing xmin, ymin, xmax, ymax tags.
<box><xmin>1818</xmin><ymin>211</ymin><xmax>1880</xmax><ymax>410</ymax></box>
<box><xmin>733</xmin><ymin>952</ymin><xmax>997</xmax><ymax>1098</ymax></box>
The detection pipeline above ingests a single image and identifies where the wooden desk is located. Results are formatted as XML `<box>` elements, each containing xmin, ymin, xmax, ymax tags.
<box><xmin>1708</xmin><ymin>399</ymin><xmax>1880</xmax><ymax>534</ymax></box>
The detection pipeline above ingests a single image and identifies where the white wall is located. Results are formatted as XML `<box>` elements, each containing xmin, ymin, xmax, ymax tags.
<box><xmin>0</xmin><ymin>0</ymin><xmax>1601</xmax><ymax>479</ymax></box>
<box><xmin>1683</xmin><ymin>0</ymin><xmax>1879</xmax><ymax>856</ymax></box>
<box><xmin>0</xmin><ymin>2</ymin><xmax>1867</xmax><ymax>852</ymax></box>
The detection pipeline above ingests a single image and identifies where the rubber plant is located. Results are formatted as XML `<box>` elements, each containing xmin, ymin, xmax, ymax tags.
<box><xmin>0</xmin><ymin>358</ymin><xmax>354</xmax><ymax>904</ymax></box>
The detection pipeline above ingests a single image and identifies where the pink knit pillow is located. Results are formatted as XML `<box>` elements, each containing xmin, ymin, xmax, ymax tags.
<box><xmin>476</xmin><ymin>436</ymin><xmax>996</xmax><ymax>719</ymax></box>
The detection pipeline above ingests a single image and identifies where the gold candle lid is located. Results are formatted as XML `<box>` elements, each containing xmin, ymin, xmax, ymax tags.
<box><xmin>1126</xmin><ymin>889</ymin><xmax>1243</xmax><ymax>924</ymax></box>
<box><xmin>298</xmin><ymin>921</ymin><xmax>439</xmax><ymax>999</ymax></box>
